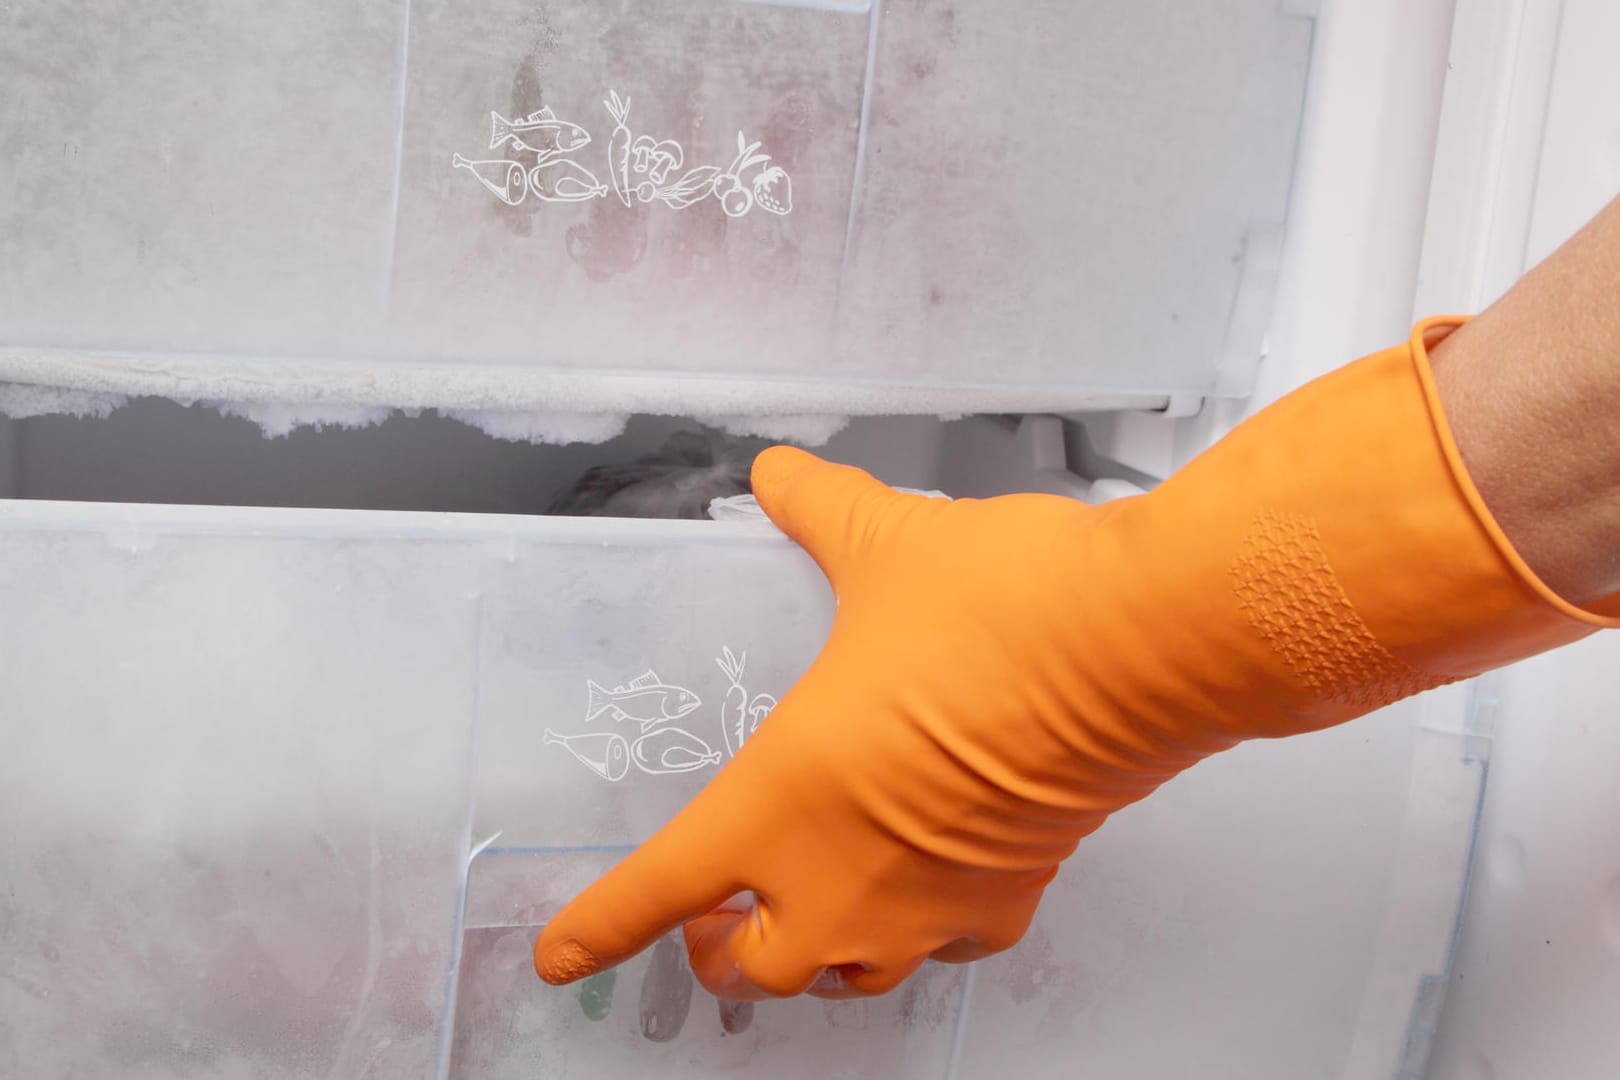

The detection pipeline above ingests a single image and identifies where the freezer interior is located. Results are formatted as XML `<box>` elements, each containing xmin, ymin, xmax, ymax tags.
<box><xmin>10</xmin><ymin>0</ymin><xmax>1614</xmax><ymax>1076</ymax></box>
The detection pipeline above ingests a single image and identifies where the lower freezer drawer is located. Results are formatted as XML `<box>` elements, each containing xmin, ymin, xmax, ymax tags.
<box><xmin>0</xmin><ymin>500</ymin><xmax>1479</xmax><ymax>1078</ymax></box>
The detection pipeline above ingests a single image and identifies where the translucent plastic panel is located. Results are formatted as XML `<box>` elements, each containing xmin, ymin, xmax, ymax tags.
<box><xmin>834</xmin><ymin>0</ymin><xmax>1312</xmax><ymax>394</ymax></box>
<box><xmin>470</xmin><ymin>529</ymin><xmax>831</xmax><ymax>849</ymax></box>
<box><xmin>447</xmin><ymin>852</ymin><xmax>964</xmax><ymax>1079</ymax></box>
<box><xmin>0</xmin><ymin>1</ymin><xmax>1312</xmax><ymax>417</ymax></box>
<box><xmin>439</xmin><ymin>531</ymin><xmax>967</xmax><ymax>1077</ymax></box>
<box><xmin>0</xmin><ymin>0</ymin><xmax>405</xmax><ymax>357</ymax></box>
<box><xmin>0</xmin><ymin>511</ymin><xmax>481</xmax><ymax>1078</ymax></box>
<box><xmin>0</xmin><ymin>501</ymin><xmax>1481</xmax><ymax>1078</ymax></box>
<box><xmin>388</xmin><ymin>0</ymin><xmax>870</xmax><ymax>374</ymax></box>
<box><xmin>954</xmin><ymin>711</ymin><xmax>1485</xmax><ymax>1078</ymax></box>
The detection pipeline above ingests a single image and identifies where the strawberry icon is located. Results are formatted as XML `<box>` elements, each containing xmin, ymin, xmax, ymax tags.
<box><xmin>752</xmin><ymin>166</ymin><xmax>792</xmax><ymax>216</ymax></box>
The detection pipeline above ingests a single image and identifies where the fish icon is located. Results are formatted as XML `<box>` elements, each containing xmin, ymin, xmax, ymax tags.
<box><xmin>585</xmin><ymin>670</ymin><xmax>700</xmax><ymax>730</ymax></box>
<box><xmin>489</xmin><ymin>106</ymin><xmax>591</xmax><ymax>157</ymax></box>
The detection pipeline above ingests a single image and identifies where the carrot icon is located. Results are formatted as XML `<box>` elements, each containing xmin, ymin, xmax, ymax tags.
<box><xmin>716</xmin><ymin>646</ymin><xmax>779</xmax><ymax>757</ymax></box>
<box><xmin>603</xmin><ymin>90</ymin><xmax>634</xmax><ymax>208</ymax></box>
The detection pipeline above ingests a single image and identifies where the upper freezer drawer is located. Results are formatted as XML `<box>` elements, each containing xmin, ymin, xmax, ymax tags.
<box><xmin>1</xmin><ymin>500</ymin><xmax>1480</xmax><ymax>1077</ymax></box>
<box><xmin>0</xmin><ymin>1</ymin><xmax>1311</xmax><ymax>420</ymax></box>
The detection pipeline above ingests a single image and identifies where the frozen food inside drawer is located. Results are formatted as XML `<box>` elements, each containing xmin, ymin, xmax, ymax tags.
<box><xmin>449</xmin><ymin>850</ymin><xmax>964</xmax><ymax>1079</ymax></box>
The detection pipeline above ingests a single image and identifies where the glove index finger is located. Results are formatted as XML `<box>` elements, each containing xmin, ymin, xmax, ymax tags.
<box><xmin>533</xmin><ymin>824</ymin><xmax>743</xmax><ymax>986</ymax></box>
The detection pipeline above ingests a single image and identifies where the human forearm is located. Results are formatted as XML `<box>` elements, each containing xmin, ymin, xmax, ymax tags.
<box><xmin>1432</xmin><ymin>194</ymin><xmax>1620</xmax><ymax>605</ymax></box>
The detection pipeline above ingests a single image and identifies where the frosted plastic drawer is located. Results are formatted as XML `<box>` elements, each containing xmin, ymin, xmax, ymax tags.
<box><xmin>0</xmin><ymin>1</ymin><xmax>1310</xmax><ymax>422</ymax></box>
<box><xmin>0</xmin><ymin>500</ymin><xmax>1479</xmax><ymax>1077</ymax></box>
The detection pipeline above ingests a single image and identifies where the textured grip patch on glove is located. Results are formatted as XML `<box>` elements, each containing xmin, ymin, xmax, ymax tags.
<box><xmin>1231</xmin><ymin>509</ymin><xmax>1456</xmax><ymax>710</ymax></box>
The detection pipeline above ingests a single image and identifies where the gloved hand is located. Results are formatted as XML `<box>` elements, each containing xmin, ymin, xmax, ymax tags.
<box><xmin>536</xmin><ymin>318</ymin><xmax>1620</xmax><ymax>1000</ymax></box>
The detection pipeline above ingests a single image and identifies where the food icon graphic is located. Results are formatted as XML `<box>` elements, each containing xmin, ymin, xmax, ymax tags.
<box><xmin>527</xmin><ymin>157</ymin><xmax>608</xmax><ymax>203</ymax></box>
<box><xmin>714</xmin><ymin>132</ymin><xmax>791</xmax><ymax>218</ymax></box>
<box><xmin>603</xmin><ymin>90</ymin><xmax>635</xmax><ymax>207</ymax></box>
<box><xmin>546</xmin><ymin>652</ymin><xmax>777</xmax><ymax>781</ymax></box>
<box><xmin>451</xmin><ymin>154</ymin><xmax>529</xmax><ymax>206</ymax></box>
<box><xmin>716</xmin><ymin>646</ymin><xmax>779</xmax><ymax>758</ymax></box>
<box><xmin>752</xmin><ymin>164</ymin><xmax>792</xmax><ymax>216</ymax></box>
<box><xmin>631</xmin><ymin>727</ymin><xmax>724</xmax><ymax>775</ymax></box>
<box><xmin>544</xmin><ymin>728</ymin><xmax>630</xmax><ymax>782</ymax></box>
<box><xmin>585</xmin><ymin>670</ymin><xmax>701</xmax><ymax>730</ymax></box>
<box><xmin>489</xmin><ymin>106</ymin><xmax>592</xmax><ymax>158</ymax></box>
<box><xmin>453</xmin><ymin>88</ymin><xmax>792</xmax><ymax>220</ymax></box>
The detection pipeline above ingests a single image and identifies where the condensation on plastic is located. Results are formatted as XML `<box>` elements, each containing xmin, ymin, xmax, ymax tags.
<box><xmin>0</xmin><ymin>498</ymin><xmax>1482</xmax><ymax>1078</ymax></box>
<box><xmin>706</xmin><ymin>487</ymin><xmax>949</xmax><ymax>522</ymax></box>
<box><xmin>0</xmin><ymin>1</ymin><xmax>1312</xmax><ymax>430</ymax></box>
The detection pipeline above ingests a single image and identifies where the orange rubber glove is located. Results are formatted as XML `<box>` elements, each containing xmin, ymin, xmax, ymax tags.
<box><xmin>535</xmin><ymin>318</ymin><xmax>1620</xmax><ymax>999</ymax></box>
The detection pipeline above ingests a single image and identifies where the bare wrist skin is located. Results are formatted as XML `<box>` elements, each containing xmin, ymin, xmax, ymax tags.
<box><xmin>1431</xmin><ymin>194</ymin><xmax>1620</xmax><ymax>606</ymax></box>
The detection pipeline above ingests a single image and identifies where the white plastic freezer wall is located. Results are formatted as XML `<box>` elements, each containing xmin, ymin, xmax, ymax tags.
<box><xmin>0</xmin><ymin>0</ymin><xmax>1309</xmax><ymax>432</ymax></box>
<box><xmin>1409</xmin><ymin>0</ymin><xmax>1620</xmax><ymax>1075</ymax></box>
<box><xmin>0</xmin><ymin>500</ymin><xmax>1481</xmax><ymax>1079</ymax></box>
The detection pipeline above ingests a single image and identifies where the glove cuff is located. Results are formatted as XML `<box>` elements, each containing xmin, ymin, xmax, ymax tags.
<box><xmin>1103</xmin><ymin>317</ymin><xmax>1618</xmax><ymax>741</ymax></box>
